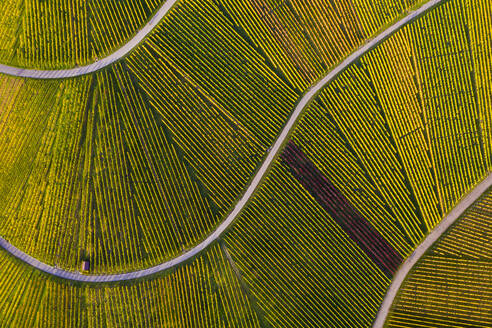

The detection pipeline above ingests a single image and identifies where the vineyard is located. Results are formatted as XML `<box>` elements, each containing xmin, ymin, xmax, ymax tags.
<box><xmin>0</xmin><ymin>0</ymin><xmax>490</xmax><ymax>327</ymax></box>
<box><xmin>386</xmin><ymin>187</ymin><xmax>492</xmax><ymax>327</ymax></box>
<box><xmin>0</xmin><ymin>0</ymin><xmax>429</xmax><ymax>274</ymax></box>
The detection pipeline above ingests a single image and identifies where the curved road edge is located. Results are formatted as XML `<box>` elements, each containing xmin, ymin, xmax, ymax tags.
<box><xmin>0</xmin><ymin>0</ymin><xmax>444</xmax><ymax>282</ymax></box>
<box><xmin>372</xmin><ymin>172</ymin><xmax>492</xmax><ymax>328</ymax></box>
<box><xmin>0</xmin><ymin>0</ymin><xmax>179</xmax><ymax>79</ymax></box>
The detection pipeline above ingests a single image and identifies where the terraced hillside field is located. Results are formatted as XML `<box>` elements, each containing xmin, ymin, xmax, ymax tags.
<box><xmin>0</xmin><ymin>0</ymin><xmax>490</xmax><ymax>327</ymax></box>
<box><xmin>386</xmin><ymin>187</ymin><xmax>492</xmax><ymax>327</ymax></box>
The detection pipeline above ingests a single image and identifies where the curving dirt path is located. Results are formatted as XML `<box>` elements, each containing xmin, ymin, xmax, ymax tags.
<box><xmin>0</xmin><ymin>0</ymin><xmax>444</xmax><ymax>282</ymax></box>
